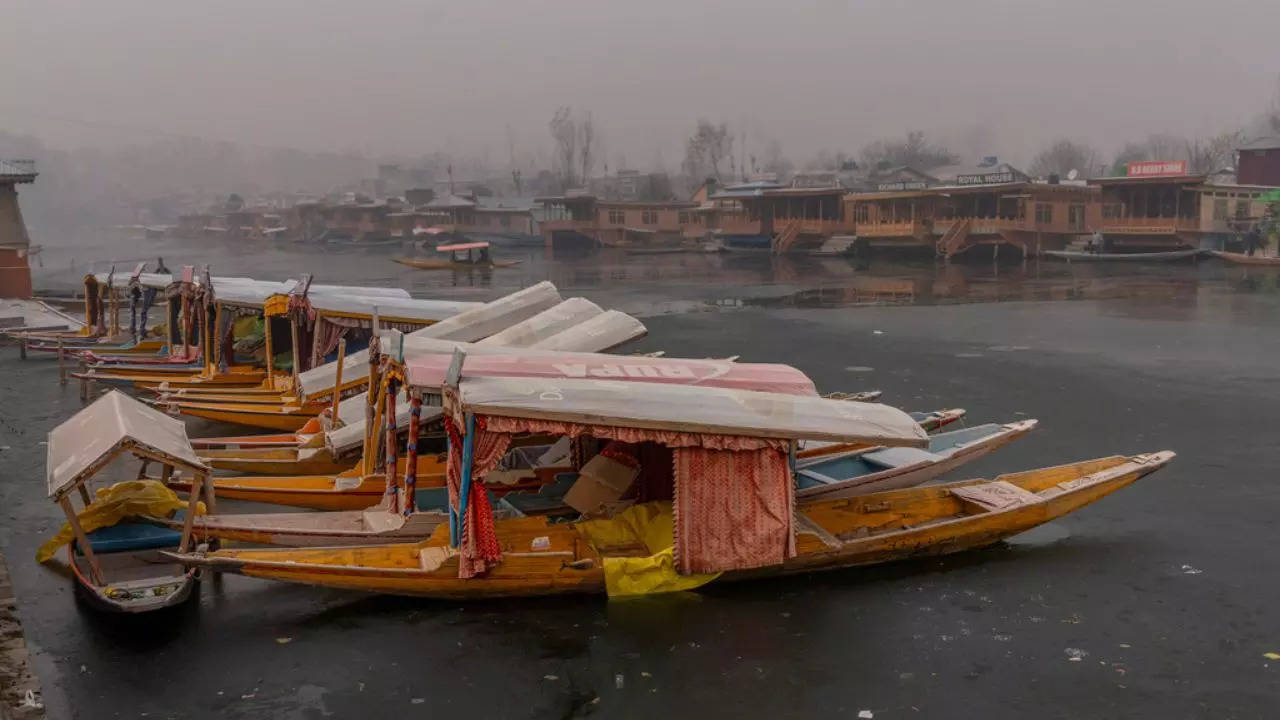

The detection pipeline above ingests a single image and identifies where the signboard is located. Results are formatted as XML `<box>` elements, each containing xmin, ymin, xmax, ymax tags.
<box><xmin>877</xmin><ymin>181</ymin><xmax>928</xmax><ymax>192</ymax></box>
<box><xmin>954</xmin><ymin>171</ymin><xmax>1016</xmax><ymax>186</ymax></box>
<box><xmin>1126</xmin><ymin>160</ymin><xmax>1187</xmax><ymax>178</ymax></box>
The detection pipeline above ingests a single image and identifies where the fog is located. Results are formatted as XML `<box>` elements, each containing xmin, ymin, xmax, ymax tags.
<box><xmin>1</xmin><ymin>0</ymin><xmax>1278</xmax><ymax>232</ymax></box>
<box><xmin>5</xmin><ymin>0</ymin><xmax>1278</xmax><ymax>158</ymax></box>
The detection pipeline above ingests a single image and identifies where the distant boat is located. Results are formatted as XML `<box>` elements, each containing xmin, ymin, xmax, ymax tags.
<box><xmin>1210</xmin><ymin>250</ymin><xmax>1280</xmax><ymax>266</ymax></box>
<box><xmin>1042</xmin><ymin>249</ymin><xmax>1203</xmax><ymax>262</ymax></box>
<box><xmin>395</xmin><ymin>241</ymin><xmax>522</xmax><ymax>270</ymax></box>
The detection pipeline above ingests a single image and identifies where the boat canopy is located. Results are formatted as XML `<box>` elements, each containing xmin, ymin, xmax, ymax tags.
<box><xmin>450</xmin><ymin>377</ymin><xmax>930</xmax><ymax>446</ymax></box>
<box><xmin>273</xmin><ymin>292</ymin><xmax>481</xmax><ymax>325</ymax></box>
<box><xmin>408</xmin><ymin>353</ymin><xmax>818</xmax><ymax>396</ymax></box>
<box><xmin>322</xmin><ymin>315</ymin><xmax>649</xmax><ymax>455</ymax></box>
<box><xmin>297</xmin><ymin>282</ymin><xmax>563</xmax><ymax>399</ymax></box>
<box><xmin>46</xmin><ymin>391</ymin><xmax>207</xmax><ymax>500</ymax></box>
<box><xmin>437</xmin><ymin>242</ymin><xmax>489</xmax><ymax>252</ymax></box>
<box><xmin>474</xmin><ymin>297</ymin><xmax>602</xmax><ymax>347</ymax></box>
<box><xmin>525</xmin><ymin>310</ymin><xmax>646</xmax><ymax>352</ymax></box>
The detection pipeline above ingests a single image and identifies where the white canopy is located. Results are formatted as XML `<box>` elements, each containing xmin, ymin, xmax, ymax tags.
<box><xmin>526</xmin><ymin>310</ymin><xmax>647</xmax><ymax>352</ymax></box>
<box><xmin>298</xmin><ymin>282</ymin><xmax>562</xmax><ymax>400</ymax></box>
<box><xmin>454</xmin><ymin>377</ymin><xmax>930</xmax><ymax>446</ymax></box>
<box><xmin>301</xmin><ymin>293</ymin><xmax>480</xmax><ymax>323</ymax></box>
<box><xmin>46</xmin><ymin>391</ymin><xmax>207</xmax><ymax>499</ymax></box>
<box><xmin>322</xmin><ymin>311</ymin><xmax>648</xmax><ymax>456</ymax></box>
<box><xmin>475</xmin><ymin>297</ymin><xmax>602</xmax><ymax>347</ymax></box>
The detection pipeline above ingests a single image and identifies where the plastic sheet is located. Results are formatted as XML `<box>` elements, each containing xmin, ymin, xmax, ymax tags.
<box><xmin>575</xmin><ymin>502</ymin><xmax>720</xmax><ymax>597</ymax></box>
<box><xmin>526</xmin><ymin>310</ymin><xmax>646</xmax><ymax>352</ymax></box>
<box><xmin>36</xmin><ymin>480</ymin><xmax>205</xmax><ymax>563</ymax></box>
<box><xmin>475</xmin><ymin>297</ymin><xmax>602</xmax><ymax>347</ymax></box>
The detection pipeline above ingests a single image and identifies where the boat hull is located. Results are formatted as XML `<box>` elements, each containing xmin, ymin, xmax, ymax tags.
<box><xmin>175</xmin><ymin>452</ymin><xmax>1173</xmax><ymax>600</ymax></box>
<box><xmin>1210</xmin><ymin>250</ymin><xmax>1280</xmax><ymax>266</ymax></box>
<box><xmin>1042</xmin><ymin>249</ymin><xmax>1202</xmax><ymax>262</ymax></box>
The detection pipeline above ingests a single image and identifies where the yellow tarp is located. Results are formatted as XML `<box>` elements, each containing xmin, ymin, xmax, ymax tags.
<box><xmin>575</xmin><ymin>501</ymin><xmax>720</xmax><ymax>598</ymax></box>
<box><xmin>37</xmin><ymin>480</ymin><xmax>205</xmax><ymax>563</ymax></box>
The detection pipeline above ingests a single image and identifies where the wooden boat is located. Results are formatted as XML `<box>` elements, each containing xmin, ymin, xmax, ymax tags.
<box><xmin>1042</xmin><ymin>248</ymin><xmax>1203</xmax><ymax>262</ymax></box>
<box><xmin>796</xmin><ymin>420</ymin><xmax>1037</xmax><ymax>499</ymax></box>
<box><xmin>1210</xmin><ymin>250</ymin><xmax>1280</xmax><ymax>266</ymax></box>
<box><xmin>395</xmin><ymin>241</ymin><xmax>522</xmax><ymax>270</ymax></box>
<box><xmin>163</xmin><ymin>349</ymin><xmax>929</xmax><ymax>546</ymax></box>
<box><xmin>43</xmin><ymin>391</ymin><xmax>212</xmax><ymax>613</ymax></box>
<box><xmin>171</xmin><ymin>367</ymin><xmax>1173</xmax><ymax>599</ymax></box>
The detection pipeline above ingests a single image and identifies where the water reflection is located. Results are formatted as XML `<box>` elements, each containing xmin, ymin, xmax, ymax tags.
<box><xmin>31</xmin><ymin>234</ymin><xmax>1280</xmax><ymax>320</ymax></box>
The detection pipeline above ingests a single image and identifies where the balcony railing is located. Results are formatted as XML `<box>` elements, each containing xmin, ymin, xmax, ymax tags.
<box><xmin>0</xmin><ymin>159</ymin><xmax>37</xmax><ymax>178</ymax></box>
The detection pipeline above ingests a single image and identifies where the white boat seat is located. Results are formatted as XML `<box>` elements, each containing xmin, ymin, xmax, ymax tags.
<box><xmin>861</xmin><ymin>446</ymin><xmax>943</xmax><ymax>469</ymax></box>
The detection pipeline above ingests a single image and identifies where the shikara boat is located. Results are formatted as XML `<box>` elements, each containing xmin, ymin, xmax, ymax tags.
<box><xmin>1210</xmin><ymin>250</ymin><xmax>1280</xmax><ymax>266</ymax></box>
<box><xmin>1042</xmin><ymin>248</ymin><xmax>1203</xmax><ymax>262</ymax></box>
<box><xmin>42</xmin><ymin>391</ymin><xmax>212</xmax><ymax>613</ymax></box>
<box><xmin>795</xmin><ymin>420</ymin><xmax>1037</xmax><ymax>499</ymax></box>
<box><xmin>172</xmin><ymin>366</ymin><xmax>1173</xmax><ymax>600</ymax></box>
<box><xmin>395</xmin><ymin>241</ymin><xmax>522</xmax><ymax>270</ymax></box>
<box><xmin>164</xmin><ymin>347</ymin><xmax>890</xmax><ymax>545</ymax></box>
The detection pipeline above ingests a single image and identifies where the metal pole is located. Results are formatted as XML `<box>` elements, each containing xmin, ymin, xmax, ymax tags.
<box><xmin>454</xmin><ymin>413</ymin><xmax>476</xmax><ymax>549</ymax></box>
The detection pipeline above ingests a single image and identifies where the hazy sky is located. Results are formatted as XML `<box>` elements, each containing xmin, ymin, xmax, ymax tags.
<box><xmin>3</xmin><ymin>0</ymin><xmax>1278</xmax><ymax>169</ymax></box>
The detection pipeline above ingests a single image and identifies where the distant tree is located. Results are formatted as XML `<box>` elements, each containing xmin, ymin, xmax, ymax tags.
<box><xmin>1110</xmin><ymin>133</ymin><xmax>1188</xmax><ymax>175</ymax></box>
<box><xmin>1029</xmin><ymin>139</ymin><xmax>1100</xmax><ymax>178</ymax></box>
<box><xmin>549</xmin><ymin>106</ymin><xmax>577</xmax><ymax>190</ymax></box>
<box><xmin>579</xmin><ymin>112</ymin><xmax>596</xmax><ymax>184</ymax></box>
<box><xmin>760</xmin><ymin>139</ymin><xmax>793</xmax><ymax>179</ymax></box>
<box><xmin>859</xmin><ymin>131</ymin><xmax>958</xmax><ymax>171</ymax></box>
<box><xmin>682</xmin><ymin>120</ymin><xmax>733</xmax><ymax>183</ymax></box>
<box><xmin>225</xmin><ymin>193</ymin><xmax>244</xmax><ymax>212</ymax></box>
<box><xmin>1186</xmin><ymin>130</ymin><xmax>1243</xmax><ymax>173</ymax></box>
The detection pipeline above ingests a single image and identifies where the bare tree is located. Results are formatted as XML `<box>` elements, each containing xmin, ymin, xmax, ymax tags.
<box><xmin>682</xmin><ymin>120</ymin><xmax>733</xmax><ymax>183</ymax></box>
<box><xmin>761</xmin><ymin>138</ymin><xmax>793</xmax><ymax>179</ymax></box>
<box><xmin>579</xmin><ymin>112</ymin><xmax>596</xmax><ymax>184</ymax></box>
<box><xmin>1029</xmin><ymin>139</ymin><xmax>1100</xmax><ymax>178</ymax></box>
<box><xmin>859</xmin><ymin>131</ymin><xmax>958</xmax><ymax>171</ymax></box>
<box><xmin>1186</xmin><ymin>130</ymin><xmax>1243</xmax><ymax>173</ymax></box>
<box><xmin>549</xmin><ymin>106</ymin><xmax>577</xmax><ymax>190</ymax></box>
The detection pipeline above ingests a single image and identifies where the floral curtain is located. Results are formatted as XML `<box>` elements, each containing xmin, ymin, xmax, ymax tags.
<box><xmin>444</xmin><ymin>416</ymin><xmax>512</xmax><ymax>578</ymax></box>
<box><xmin>673</xmin><ymin>446</ymin><xmax>794</xmax><ymax>575</ymax></box>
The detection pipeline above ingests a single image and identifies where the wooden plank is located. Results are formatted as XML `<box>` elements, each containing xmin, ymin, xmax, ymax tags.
<box><xmin>59</xmin><ymin>496</ymin><xmax>103</xmax><ymax>585</ymax></box>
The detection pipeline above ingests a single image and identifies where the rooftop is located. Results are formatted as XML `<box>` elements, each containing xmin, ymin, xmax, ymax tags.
<box><xmin>1238</xmin><ymin>136</ymin><xmax>1280</xmax><ymax>152</ymax></box>
<box><xmin>0</xmin><ymin>159</ymin><xmax>37</xmax><ymax>183</ymax></box>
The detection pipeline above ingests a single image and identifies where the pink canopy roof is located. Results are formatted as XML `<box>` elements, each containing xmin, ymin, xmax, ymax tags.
<box><xmin>406</xmin><ymin>351</ymin><xmax>818</xmax><ymax>396</ymax></box>
<box><xmin>436</xmin><ymin>241</ymin><xmax>490</xmax><ymax>252</ymax></box>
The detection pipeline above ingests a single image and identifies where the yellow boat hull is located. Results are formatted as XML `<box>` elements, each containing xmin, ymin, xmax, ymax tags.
<box><xmin>201</xmin><ymin>447</ymin><xmax>355</xmax><ymax>476</ymax></box>
<box><xmin>172</xmin><ymin>401</ymin><xmax>324</xmax><ymax>431</ymax></box>
<box><xmin>170</xmin><ymin>454</ymin><xmax>447</xmax><ymax>510</ymax></box>
<box><xmin>179</xmin><ymin>452</ymin><xmax>1173</xmax><ymax>600</ymax></box>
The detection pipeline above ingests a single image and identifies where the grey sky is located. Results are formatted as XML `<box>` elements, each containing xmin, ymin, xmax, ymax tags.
<box><xmin>3</xmin><ymin>0</ymin><xmax>1278</xmax><ymax>168</ymax></box>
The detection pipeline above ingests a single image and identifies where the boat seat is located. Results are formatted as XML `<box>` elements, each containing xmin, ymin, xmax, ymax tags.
<box><xmin>79</xmin><ymin>521</ymin><xmax>182</xmax><ymax>554</ymax></box>
<box><xmin>413</xmin><ymin>486</ymin><xmax>499</xmax><ymax>512</ymax></box>
<box><xmin>860</xmin><ymin>446</ymin><xmax>943</xmax><ymax>469</ymax></box>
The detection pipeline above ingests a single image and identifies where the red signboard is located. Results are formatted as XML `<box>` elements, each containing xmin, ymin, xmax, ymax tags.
<box><xmin>1126</xmin><ymin>160</ymin><xmax>1188</xmax><ymax>177</ymax></box>
<box><xmin>407</xmin><ymin>352</ymin><xmax>819</xmax><ymax>396</ymax></box>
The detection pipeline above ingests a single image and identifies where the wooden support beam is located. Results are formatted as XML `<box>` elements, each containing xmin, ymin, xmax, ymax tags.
<box><xmin>179</xmin><ymin>471</ymin><xmax>202</xmax><ymax>553</ymax></box>
<box><xmin>60</xmin><ymin>496</ymin><xmax>103</xmax><ymax>586</ymax></box>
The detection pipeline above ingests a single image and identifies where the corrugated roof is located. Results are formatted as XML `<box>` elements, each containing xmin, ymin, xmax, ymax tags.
<box><xmin>0</xmin><ymin>159</ymin><xmax>37</xmax><ymax>181</ymax></box>
<box><xmin>1239</xmin><ymin>136</ymin><xmax>1280</xmax><ymax>151</ymax></box>
<box><xmin>424</xmin><ymin>194</ymin><xmax>476</xmax><ymax>209</ymax></box>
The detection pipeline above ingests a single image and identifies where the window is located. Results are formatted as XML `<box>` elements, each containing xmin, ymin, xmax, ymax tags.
<box><xmin>641</xmin><ymin>210</ymin><xmax>657</xmax><ymax>224</ymax></box>
<box><xmin>1235</xmin><ymin>200</ymin><xmax>1250</xmax><ymax>219</ymax></box>
<box><xmin>1067</xmin><ymin>204</ymin><xmax>1085</xmax><ymax>230</ymax></box>
<box><xmin>854</xmin><ymin>204</ymin><xmax>870</xmax><ymax>224</ymax></box>
<box><xmin>1213</xmin><ymin>199</ymin><xmax>1227</xmax><ymax>221</ymax></box>
<box><xmin>607</xmin><ymin>210</ymin><xmax>625</xmax><ymax>224</ymax></box>
<box><xmin>1034</xmin><ymin>203</ymin><xmax>1052</xmax><ymax>225</ymax></box>
<box><xmin>677</xmin><ymin>211</ymin><xmax>690</xmax><ymax>225</ymax></box>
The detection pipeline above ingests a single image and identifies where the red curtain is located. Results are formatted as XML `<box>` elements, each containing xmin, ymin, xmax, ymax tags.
<box><xmin>444</xmin><ymin>417</ymin><xmax>512</xmax><ymax>578</ymax></box>
<box><xmin>673</xmin><ymin>446</ymin><xmax>794</xmax><ymax>574</ymax></box>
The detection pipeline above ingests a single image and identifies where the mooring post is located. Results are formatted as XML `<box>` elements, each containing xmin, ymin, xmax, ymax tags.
<box><xmin>58</xmin><ymin>338</ymin><xmax>66</xmax><ymax>385</ymax></box>
<box><xmin>18</xmin><ymin>337</ymin><xmax>26</xmax><ymax>360</ymax></box>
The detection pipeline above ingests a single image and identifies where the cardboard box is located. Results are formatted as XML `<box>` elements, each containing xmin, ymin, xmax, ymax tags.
<box><xmin>564</xmin><ymin>453</ymin><xmax>640</xmax><ymax>516</ymax></box>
